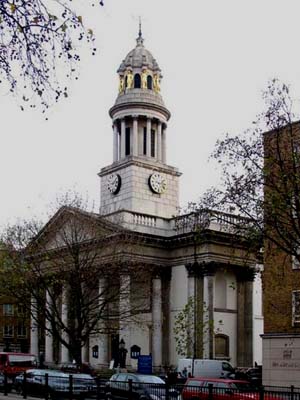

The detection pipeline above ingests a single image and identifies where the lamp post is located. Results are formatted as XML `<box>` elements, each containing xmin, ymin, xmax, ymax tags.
<box><xmin>119</xmin><ymin>338</ymin><xmax>128</xmax><ymax>368</ymax></box>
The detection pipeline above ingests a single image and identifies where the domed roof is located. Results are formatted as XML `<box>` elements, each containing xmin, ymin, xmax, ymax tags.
<box><xmin>117</xmin><ymin>30</ymin><xmax>161</xmax><ymax>74</ymax></box>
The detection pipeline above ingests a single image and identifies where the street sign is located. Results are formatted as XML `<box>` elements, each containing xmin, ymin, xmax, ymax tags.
<box><xmin>137</xmin><ymin>355</ymin><xmax>152</xmax><ymax>374</ymax></box>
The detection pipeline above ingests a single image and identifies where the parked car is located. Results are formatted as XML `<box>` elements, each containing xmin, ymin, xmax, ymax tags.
<box><xmin>14</xmin><ymin>369</ymin><xmax>97</xmax><ymax>399</ymax></box>
<box><xmin>0</xmin><ymin>371</ymin><xmax>12</xmax><ymax>393</ymax></box>
<box><xmin>106</xmin><ymin>373</ymin><xmax>179</xmax><ymax>400</ymax></box>
<box><xmin>181</xmin><ymin>377</ymin><xmax>286</xmax><ymax>400</ymax></box>
<box><xmin>235</xmin><ymin>366</ymin><xmax>262</xmax><ymax>388</ymax></box>
<box><xmin>60</xmin><ymin>363</ymin><xmax>96</xmax><ymax>376</ymax></box>
<box><xmin>177</xmin><ymin>359</ymin><xmax>235</xmax><ymax>379</ymax></box>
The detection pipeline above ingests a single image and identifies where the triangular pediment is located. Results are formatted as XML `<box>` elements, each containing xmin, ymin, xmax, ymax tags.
<box><xmin>28</xmin><ymin>206</ymin><xmax>125</xmax><ymax>252</ymax></box>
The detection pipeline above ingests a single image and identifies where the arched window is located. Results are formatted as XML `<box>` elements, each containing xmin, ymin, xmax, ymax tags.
<box><xmin>147</xmin><ymin>75</ymin><xmax>153</xmax><ymax>90</ymax></box>
<box><xmin>215</xmin><ymin>334</ymin><xmax>229</xmax><ymax>359</ymax></box>
<box><xmin>125</xmin><ymin>76</ymin><xmax>128</xmax><ymax>89</ymax></box>
<box><xmin>134</xmin><ymin>74</ymin><xmax>141</xmax><ymax>88</ymax></box>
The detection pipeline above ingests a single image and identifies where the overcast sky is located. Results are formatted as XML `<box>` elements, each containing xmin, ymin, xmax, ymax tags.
<box><xmin>1</xmin><ymin>0</ymin><xmax>300</xmax><ymax>228</ymax></box>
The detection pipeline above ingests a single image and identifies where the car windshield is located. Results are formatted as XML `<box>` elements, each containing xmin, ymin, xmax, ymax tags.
<box><xmin>137</xmin><ymin>376</ymin><xmax>165</xmax><ymax>384</ymax></box>
<box><xmin>231</xmin><ymin>382</ymin><xmax>255</xmax><ymax>392</ymax></box>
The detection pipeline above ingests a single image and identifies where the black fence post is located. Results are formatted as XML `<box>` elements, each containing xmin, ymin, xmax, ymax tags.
<box><xmin>69</xmin><ymin>374</ymin><xmax>73</xmax><ymax>400</ymax></box>
<box><xmin>259</xmin><ymin>385</ymin><xmax>264</xmax><ymax>400</ymax></box>
<box><xmin>165</xmin><ymin>381</ymin><xmax>169</xmax><ymax>400</ymax></box>
<box><xmin>3</xmin><ymin>372</ymin><xmax>8</xmax><ymax>396</ymax></box>
<box><xmin>208</xmin><ymin>383</ymin><xmax>213</xmax><ymax>400</ymax></box>
<box><xmin>45</xmin><ymin>373</ymin><xmax>49</xmax><ymax>400</ymax></box>
<box><xmin>291</xmin><ymin>385</ymin><xmax>294</xmax><ymax>400</ymax></box>
<box><xmin>23</xmin><ymin>371</ymin><xmax>27</xmax><ymax>399</ymax></box>
<box><xmin>96</xmin><ymin>376</ymin><xmax>101</xmax><ymax>400</ymax></box>
<box><xmin>128</xmin><ymin>379</ymin><xmax>133</xmax><ymax>400</ymax></box>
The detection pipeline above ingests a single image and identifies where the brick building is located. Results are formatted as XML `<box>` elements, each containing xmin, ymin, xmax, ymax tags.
<box><xmin>262</xmin><ymin>121</ymin><xmax>300</xmax><ymax>386</ymax></box>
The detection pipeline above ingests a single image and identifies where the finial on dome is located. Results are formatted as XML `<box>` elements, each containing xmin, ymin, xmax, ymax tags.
<box><xmin>136</xmin><ymin>17</ymin><xmax>144</xmax><ymax>46</ymax></box>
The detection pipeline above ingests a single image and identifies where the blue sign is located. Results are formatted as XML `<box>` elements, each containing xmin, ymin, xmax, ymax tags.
<box><xmin>137</xmin><ymin>355</ymin><xmax>152</xmax><ymax>374</ymax></box>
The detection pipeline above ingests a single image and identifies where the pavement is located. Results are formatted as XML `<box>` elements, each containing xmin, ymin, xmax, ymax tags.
<box><xmin>0</xmin><ymin>395</ymin><xmax>38</xmax><ymax>400</ymax></box>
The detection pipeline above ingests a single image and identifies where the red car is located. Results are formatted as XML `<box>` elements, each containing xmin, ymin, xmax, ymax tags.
<box><xmin>181</xmin><ymin>377</ymin><xmax>284</xmax><ymax>400</ymax></box>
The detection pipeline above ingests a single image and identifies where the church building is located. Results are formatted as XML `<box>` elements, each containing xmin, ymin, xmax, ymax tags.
<box><xmin>29</xmin><ymin>28</ymin><xmax>263</xmax><ymax>370</ymax></box>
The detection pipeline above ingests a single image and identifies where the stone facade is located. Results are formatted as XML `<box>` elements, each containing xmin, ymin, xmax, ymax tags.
<box><xmin>28</xmin><ymin>29</ymin><xmax>263</xmax><ymax>371</ymax></box>
<box><xmin>100</xmin><ymin>158</ymin><xmax>180</xmax><ymax>218</ymax></box>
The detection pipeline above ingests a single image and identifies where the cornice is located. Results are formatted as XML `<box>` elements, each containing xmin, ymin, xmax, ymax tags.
<box><xmin>98</xmin><ymin>156</ymin><xmax>181</xmax><ymax>177</ymax></box>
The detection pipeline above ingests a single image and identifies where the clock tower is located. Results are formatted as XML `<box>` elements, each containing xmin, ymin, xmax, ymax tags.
<box><xmin>99</xmin><ymin>27</ymin><xmax>181</xmax><ymax>219</ymax></box>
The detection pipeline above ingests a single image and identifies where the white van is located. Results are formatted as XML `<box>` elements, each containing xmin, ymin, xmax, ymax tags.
<box><xmin>177</xmin><ymin>358</ymin><xmax>235</xmax><ymax>378</ymax></box>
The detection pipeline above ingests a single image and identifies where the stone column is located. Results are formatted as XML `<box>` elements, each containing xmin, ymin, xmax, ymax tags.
<box><xmin>237</xmin><ymin>273</ymin><xmax>254</xmax><ymax>366</ymax></box>
<box><xmin>119</xmin><ymin>274</ymin><xmax>131</xmax><ymax>364</ymax></box>
<box><xmin>152</xmin><ymin>274</ymin><xmax>162</xmax><ymax>369</ymax></box>
<box><xmin>133</xmin><ymin>116</ymin><xmax>138</xmax><ymax>156</ymax></box>
<box><xmin>60</xmin><ymin>287</ymin><xmax>69</xmax><ymax>363</ymax></box>
<box><xmin>30</xmin><ymin>298</ymin><xmax>39</xmax><ymax>356</ymax></box>
<box><xmin>98</xmin><ymin>278</ymin><xmax>108</xmax><ymax>366</ymax></box>
<box><xmin>45</xmin><ymin>290</ymin><xmax>53</xmax><ymax>364</ymax></box>
<box><xmin>157</xmin><ymin>121</ymin><xmax>162</xmax><ymax>161</ymax></box>
<box><xmin>146</xmin><ymin>118</ymin><xmax>151</xmax><ymax>157</ymax></box>
<box><xmin>185</xmin><ymin>264</ymin><xmax>196</xmax><ymax>358</ymax></box>
<box><xmin>203</xmin><ymin>272</ymin><xmax>215</xmax><ymax>359</ymax></box>
<box><xmin>113</xmin><ymin>122</ymin><xmax>119</xmax><ymax>162</ymax></box>
<box><xmin>162</xmin><ymin>125</ymin><xmax>167</xmax><ymax>163</ymax></box>
<box><xmin>120</xmin><ymin>119</ymin><xmax>126</xmax><ymax>159</ymax></box>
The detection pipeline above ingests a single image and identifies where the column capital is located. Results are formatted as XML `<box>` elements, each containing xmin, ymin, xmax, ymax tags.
<box><xmin>236</xmin><ymin>266</ymin><xmax>256</xmax><ymax>282</ymax></box>
<box><xmin>132</xmin><ymin>114</ymin><xmax>139</xmax><ymax>119</ymax></box>
<box><xmin>185</xmin><ymin>262</ymin><xmax>198</xmax><ymax>277</ymax></box>
<box><xmin>151</xmin><ymin>266</ymin><xmax>171</xmax><ymax>280</ymax></box>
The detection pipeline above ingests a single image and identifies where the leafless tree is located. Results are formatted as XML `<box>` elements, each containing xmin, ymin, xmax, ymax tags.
<box><xmin>0</xmin><ymin>0</ymin><xmax>103</xmax><ymax>111</ymax></box>
<box><xmin>0</xmin><ymin>194</ymin><xmax>150</xmax><ymax>364</ymax></box>
<box><xmin>199</xmin><ymin>79</ymin><xmax>300</xmax><ymax>260</ymax></box>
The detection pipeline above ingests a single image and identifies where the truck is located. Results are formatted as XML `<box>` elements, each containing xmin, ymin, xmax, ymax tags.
<box><xmin>0</xmin><ymin>352</ymin><xmax>38</xmax><ymax>378</ymax></box>
<box><xmin>177</xmin><ymin>358</ymin><xmax>235</xmax><ymax>379</ymax></box>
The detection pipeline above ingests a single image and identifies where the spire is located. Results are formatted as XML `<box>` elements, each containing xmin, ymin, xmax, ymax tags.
<box><xmin>136</xmin><ymin>17</ymin><xmax>144</xmax><ymax>46</ymax></box>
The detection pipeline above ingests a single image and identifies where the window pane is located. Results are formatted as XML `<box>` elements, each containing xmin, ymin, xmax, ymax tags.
<box><xmin>3</xmin><ymin>304</ymin><xmax>14</xmax><ymax>316</ymax></box>
<box><xmin>143</xmin><ymin>127</ymin><xmax>147</xmax><ymax>155</ymax></box>
<box><xmin>3</xmin><ymin>325</ymin><xmax>14</xmax><ymax>337</ymax></box>
<box><xmin>151</xmin><ymin>129</ymin><xmax>155</xmax><ymax>157</ymax></box>
<box><xmin>125</xmin><ymin>127</ymin><xmax>131</xmax><ymax>156</ymax></box>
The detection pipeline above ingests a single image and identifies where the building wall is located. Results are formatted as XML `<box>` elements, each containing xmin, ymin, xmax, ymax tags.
<box><xmin>262</xmin><ymin>335</ymin><xmax>300</xmax><ymax>386</ymax></box>
<box><xmin>167</xmin><ymin>265</ymin><xmax>263</xmax><ymax>368</ymax></box>
<box><xmin>169</xmin><ymin>265</ymin><xmax>188</xmax><ymax>366</ymax></box>
<box><xmin>253</xmin><ymin>270</ymin><xmax>263</xmax><ymax>365</ymax></box>
<box><xmin>0</xmin><ymin>298</ymin><xmax>30</xmax><ymax>353</ymax></box>
<box><xmin>100</xmin><ymin>161</ymin><xmax>180</xmax><ymax>218</ymax></box>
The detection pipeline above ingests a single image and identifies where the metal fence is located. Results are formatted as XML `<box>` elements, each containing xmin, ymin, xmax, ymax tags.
<box><xmin>1</xmin><ymin>372</ymin><xmax>300</xmax><ymax>400</ymax></box>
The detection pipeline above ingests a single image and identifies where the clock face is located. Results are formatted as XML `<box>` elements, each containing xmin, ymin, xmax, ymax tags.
<box><xmin>149</xmin><ymin>173</ymin><xmax>167</xmax><ymax>194</ymax></box>
<box><xmin>107</xmin><ymin>173</ymin><xmax>121</xmax><ymax>194</ymax></box>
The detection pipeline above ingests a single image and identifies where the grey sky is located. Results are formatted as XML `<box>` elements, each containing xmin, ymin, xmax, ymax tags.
<box><xmin>1</xmin><ymin>0</ymin><xmax>300</xmax><ymax>227</ymax></box>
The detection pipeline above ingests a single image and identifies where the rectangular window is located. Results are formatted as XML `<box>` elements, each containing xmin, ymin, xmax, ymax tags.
<box><xmin>125</xmin><ymin>127</ymin><xmax>131</xmax><ymax>156</ymax></box>
<box><xmin>143</xmin><ymin>127</ymin><xmax>147</xmax><ymax>155</ymax></box>
<box><xmin>17</xmin><ymin>304</ymin><xmax>26</xmax><ymax>316</ymax></box>
<box><xmin>3</xmin><ymin>325</ymin><xmax>14</xmax><ymax>337</ymax></box>
<box><xmin>292</xmin><ymin>249</ymin><xmax>300</xmax><ymax>269</ymax></box>
<box><xmin>293</xmin><ymin>142</ymin><xmax>300</xmax><ymax>167</ymax></box>
<box><xmin>17</xmin><ymin>323</ymin><xmax>27</xmax><ymax>338</ymax></box>
<box><xmin>151</xmin><ymin>129</ymin><xmax>155</xmax><ymax>157</ymax></box>
<box><xmin>3</xmin><ymin>304</ymin><xmax>14</xmax><ymax>316</ymax></box>
<box><xmin>292</xmin><ymin>290</ymin><xmax>300</xmax><ymax>326</ymax></box>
